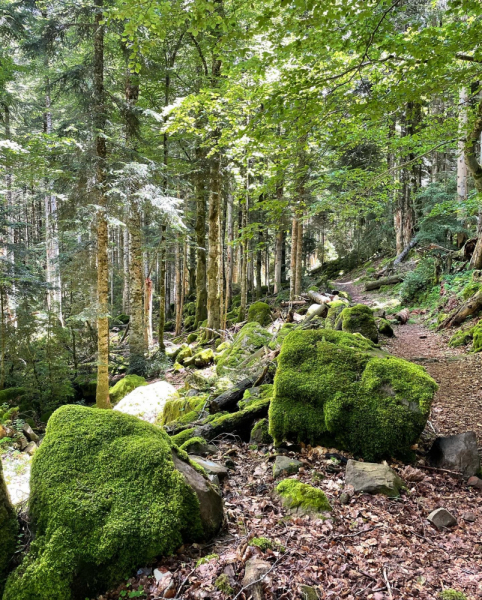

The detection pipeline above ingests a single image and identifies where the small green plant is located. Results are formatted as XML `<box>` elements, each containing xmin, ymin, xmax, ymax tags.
<box><xmin>215</xmin><ymin>574</ymin><xmax>234</xmax><ymax>595</ymax></box>
<box><xmin>399</xmin><ymin>258</ymin><xmax>435</xmax><ymax>304</ymax></box>
<box><xmin>196</xmin><ymin>553</ymin><xmax>219</xmax><ymax>567</ymax></box>
<box><xmin>440</xmin><ymin>589</ymin><xmax>467</xmax><ymax>600</ymax></box>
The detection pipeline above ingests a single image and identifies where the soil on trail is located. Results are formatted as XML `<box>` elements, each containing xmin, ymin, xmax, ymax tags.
<box><xmin>336</xmin><ymin>279</ymin><xmax>482</xmax><ymax>449</ymax></box>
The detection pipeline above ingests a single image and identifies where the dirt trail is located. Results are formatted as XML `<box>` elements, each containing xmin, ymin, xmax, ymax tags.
<box><xmin>336</xmin><ymin>279</ymin><xmax>482</xmax><ymax>450</ymax></box>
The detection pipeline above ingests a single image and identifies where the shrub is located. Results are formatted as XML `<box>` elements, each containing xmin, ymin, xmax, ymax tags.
<box><xmin>399</xmin><ymin>258</ymin><xmax>435</xmax><ymax>303</ymax></box>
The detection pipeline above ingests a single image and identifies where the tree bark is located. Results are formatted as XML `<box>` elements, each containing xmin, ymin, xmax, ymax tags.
<box><xmin>465</xmin><ymin>98</ymin><xmax>482</xmax><ymax>268</ymax></box>
<box><xmin>122</xmin><ymin>227</ymin><xmax>129</xmax><ymax>313</ymax></box>
<box><xmin>209</xmin><ymin>377</ymin><xmax>255</xmax><ymax>413</ymax></box>
<box><xmin>295</xmin><ymin>217</ymin><xmax>303</xmax><ymax>296</ymax></box>
<box><xmin>94</xmin><ymin>0</ymin><xmax>110</xmax><ymax>408</ymax></box>
<box><xmin>225</xmin><ymin>187</ymin><xmax>234</xmax><ymax>312</ymax></box>
<box><xmin>457</xmin><ymin>88</ymin><xmax>469</xmax><ymax>248</ymax></box>
<box><xmin>158</xmin><ymin>225</ymin><xmax>167</xmax><ymax>351</ymax></box>
<box><xmin>207</xmin><ymin>155</ymin><xmax>221</xmax><ymax>333</ymax></box>
<box><xmin>128</xmin><ymin>204</ymin><xmax>146</xmax><ymax>368</ymax></box>
<box><xmin>365</xmin><ymin>275</ymin><xmax>404</xmax><ymax>291</ymax></box>
<box><xmin>289</xmin><ymin>217</ymin><xmax>298</xmax><ymax>300</ymax></box>
<box><xmin>194</xmin><ymin>147</ymin><xmax>208</xmax><ymax>327</ymax></box>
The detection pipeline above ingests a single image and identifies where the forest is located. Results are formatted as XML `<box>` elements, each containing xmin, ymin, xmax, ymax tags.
<box><xmin>1</xmin><ymin>0</ymin><xmax>482</xmax><ymax>599</ymax></box>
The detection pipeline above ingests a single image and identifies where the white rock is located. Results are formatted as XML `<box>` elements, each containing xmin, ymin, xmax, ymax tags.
<box><xmin>113</xmin><ymin>381</ymin><xmax>178</xmax><ymax>423</ymax></box>
<box><xmin>1</xmin><ymin>451</ymin><xmax>32</xmax><ymax>505</ymax></box>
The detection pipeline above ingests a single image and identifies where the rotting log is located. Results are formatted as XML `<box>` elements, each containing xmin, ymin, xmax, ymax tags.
<box><xmin>364</xmin><ymin>275</ymin><xmax>404</xmax><ymax>291</ymax></box>
<box><xmin>209</xmin><ymin>377</ymin><xmax>255</xmax><ymax>413</ymax></box>
<box><xmin>193</xmin><ymin>399</ymin><xmax>270</xmax><ymax>441</ymax></box>
<box><xmin>438</xmin><ymin>289</ymin><xmax>482</xmax><ymax>329</ymax></box>
<box><xmin>393</xmin><ymin>235</ymin><xmax>419</xmax><ymax>266</ymax></box>
<box><xmin>395</xmin><ymin>309</ymin><xmax>410</xmax><ymax>324</ymax></box>
<box><xmin>307</xmin><ymin>290</ymin><xmax>333</xmax><ymax>304</ymax></box>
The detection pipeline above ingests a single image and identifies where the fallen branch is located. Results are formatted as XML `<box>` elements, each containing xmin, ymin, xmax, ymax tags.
<box><xmin>393</xmin><ymin>235</ymin><xmax>419</xmax><ymax>266</ymax></box>
<box><xmin>364</xmin><ymin>275</ymin><xmax>404</xmax><ymax>291</ymax></box>
<box><xmin>417</xmin><ymin>464</ymin><xmax>463</xmax><ymax>478</ymax></box>
<box><xmin>438</xmin><ymin>289</ymin><xmax>482</xmax><ymax>329</ymax></box>
<box><xmin>209</xmin><ymin>378</ymin><xmax>255</xmax><ymax>413</ymax></box>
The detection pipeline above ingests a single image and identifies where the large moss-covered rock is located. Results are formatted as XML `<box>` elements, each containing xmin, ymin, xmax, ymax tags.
<box><xmin>216</xmin><ymin>323</ymin><xmax>272</xmax><ymax>375</ymax></box>
<box><xmin>4</xmin><ymin>405</ymin><xmax>220</xmax><ymax>600</ymax></box>
<box><xmin>0</xmin><ymin>460</ymin><xmax>17</xmax><ymax>594</ymax></box>
<box><xmin>339</xmin><ymin>304</ymin><xmax>378</xmax><ymax>343</ymax></box>
<box><xmin>109</xmin><ymin>374</ymin><xmax>147</xmax><ymax>405</ymax></box>
<box><xmin>247</xmin><ymin>302</ymin><xmax>271</xmax><ymax>326</ymax></box>
<box><xmin>269</xmin><ymin>329</ymin><xmax>437</xmax><ymax>461</ymax></box>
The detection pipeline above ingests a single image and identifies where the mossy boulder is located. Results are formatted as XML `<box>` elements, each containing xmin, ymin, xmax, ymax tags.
<box><xmin>187</xmin><ymin>333</ymin><xmax>198</xmax><ymax>344</ymax></box>
<box><xmin>109</xmin><ymin>374</ymin><xmax>147</xmax><ymax>405</ymax></box>
<box><xmin>247</xmin><ymin>302</ymin><xmax>271</xmax><ymax>326</ymax></box>
<box><xmin>193</xmin><ymin>348</ymin><xmax>215</xmax><ymax>368</ymax></box>
<box><xmin>377</xmin><ymin>318</ymin><xmax>394</xmax><ymax>337</ymax></box>
<box><xmin>339</xmin><ymin>304</ymin><xmax>378</xmax><ymax>343</ymax></box>
<box><xmin>276</xmin><ymin>479</ymin><xmax>331</xmax><ymax>516</ymax></box>
<box><xmin>269</xmin><ymin>329</ymin><xmax>437</xmax><ymax>461</ymax></box>
<box><xmin>3</xmin><ymin>405</ymin><xmax>221</xmax><ymax>600</ymax></box>
<box><xmin>269</xmin><ymin>323</ymin><xmax>296</xmax><ymax>350</ymax></box>
<box><xmin>216</xmin><ymin>322</ymin><xmax>272</xmax><ymax>375</ymax></box>
<box><xmin>177</xmin><ymin>345</ymin><xmax>193</xmax><ymax>365</ymax></box>
<box><xmin>0</xmin><ymin>460</ymin><xmax>18</xmax><ymax>594</ymax></box>
<box><xmin>160</xmin><ymin>395</ymin><xmax>207</xmax><ymax>426</ymax></box>
<box><xmin>325</xmin><ymin>301</ymin><xmax>346</xmax><ymax>330</ymax></box>
<box><xmin>250</xmin><ymin>418</ymin><xmax>273</xmax><ymax>445</ymax></box>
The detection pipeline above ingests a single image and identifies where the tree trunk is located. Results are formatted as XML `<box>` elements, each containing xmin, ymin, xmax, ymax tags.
<box><xmin>457</xmin><ymin>88</ymin><xmax>469</xmax><ymax>248</ymax></box>
<box><xmin>128</xmin><ymin>206</ymin><xmax>146</xmax><ymax>372</ymax></box>
<box><xmin>255</xmin><ymin>234</ymin><xmax>262</xmax><ymax>300</ymax></box>
<box><xmin>175</xmin><ymin>242</ymin><xmax>183</xmax><ymax>335</ymax></box>
<box><xmin>295</xmin><ymin>217</ymin><xmax>303</xmax><ymax>296</ymax></box>
<box><xmin>365</xmin><ymin>275</ymin><xmax>404</xmax><ymax>291</ymax></box>
<box><xmin>289</xmin><ymin>217</ymin><xmax>298</xmax><ymax>300</ymax></box>
<box><xmin>225</xmin><ymin>188</ymin><xmax>234</xmax><ymax>311</ymax></box>
<box><xmin>94</xmin><ymin>0</ymin><xmax>110</xmax><ymax>409</ymax></box>
<box><xmin>465</xmin><ymin>98</ymin><xmax>482</xmax><ymax>268</ymax></box>
<box><xmin>194</xmin><ymin>147</ymin><xmax>208</xmax><ymax>327</ymax></box>
<box><xmin>122</xmin><ymin>227</ymin><xmax>129</xmax><ymax>313</ymax></box>
<box><xmin>158</xmin><ymin>225</ymin><xmax>167</xmax><ymax>351</ymax></box>
<box><xmin>207</xmin><ymin>155</ymin><xmax>221</xmax><ymax>334</ymax></box>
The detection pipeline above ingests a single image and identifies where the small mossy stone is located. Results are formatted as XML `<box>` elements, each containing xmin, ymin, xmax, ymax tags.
<box><xmin>276</xmin><ymin>479</ymin><xmax>331</xmax><ymax>516</ymax></box>
<box><xmin>269</xmin><ymin>328</ymin><xmax>437</xmax><ymax>461</ymax></box>
<box><xmin>0</xmin><ymin>460</ymin><xmax>18</xmax><ymax>595</ymax></box>
<box><xmin>215</xmin><ymin>574</ymin><xmax>234</xmax><ymax>595</ymax></box>
<box><xmin>187</xmin><ymin>333</ymin><xmax>198</xmax><ymax>344</ymax></box>
<box><xmin>273</xmin><ymin>455</ymin><xmax>302</xmax><ymax>478</ymax></box>
<box><xmin>377</xmin><ymin>317</ymin><xmax>394</xmax><ymax>337</ymax></box>
<box><xmin>109</xmin><ymin>374</ymin><xmax>147</xmax><ymax>405</ymax></box>
<box><xmin>247</xmin><ymin>302</ymin><xmax>271</xmax><ymax>326</ymax></box>
<box><xmin>340</xmin><ymin>304</ymin><xmax>378</xmax><ymax>343</ymax></box>
<box><xmin>250</xmin><ymin>418</ymin><xmax>273</xmax><ymax>445</ymax></box>
<box><xmin>193</xmin><ymin>349</ymin><xmax>215</xmax><ymax>368</ymax></box>
<box><xmin>3</xmin><ymin>406</ymin><xmax>207</xmax><ymax>600</ymax></box>
<box><xmin>177</xmin><ymin>345</ymin><xmax>193</xmax><ymax>365</ymax></box>
<box><xmin>180</xmin><ymin>437</ymin><xmax>210</xmax><ymax>455</ymax></box>
<box><xmin>216</xmin><ymin>323</ymin><xmax>272</xmax><ymax>375</ymax></box>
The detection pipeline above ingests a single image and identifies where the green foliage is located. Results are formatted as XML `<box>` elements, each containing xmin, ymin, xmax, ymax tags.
<box><xmin>439</xmin><ymin>590</ymin><xmax>467</xmax><ymax>600</ymax></box>
<box><xmin>399</xmin><ymin>259</ymin><xmax>435</xmax><ymax>304</ymax></box>
<box><xmin>247</xmin><ymin>302</ymin><xmax>271</xmax><ymax>326</ymax></box>
<box><xmin>215</xmin><ymin>574</ymin><xmax>234</xmax><ymax>595</ymax></box>
<box><xmin>276</xmin><ymin>480</ymin><xmax>331</xmax><ymax>515</ymax></box>
<box><xmin>3</xmin><ymin>405</ymin><xmax>204</xmax><ymax>600</ymax></box>
<box><xmin>269</xmin><ymin>329</ymin><xmax>437</xmax><ymax>461</ymax></box>
<box><xmin>109</xmin><ymin>375</ymin><xmax>147</xmax><ymax>405</ymax></box>
<box><xmin>0</xmin><ymin>404</ymin><xmax>18</xmax><ymax>426</ymax></box>
<box><xmin>448</xmin><ymin>328</ymin><xmax>474</xmax><ymax>348</ymax></box>
<box><xmin>196</xmin><ymin>554</ymin><xmax>219</xmax><ymax>567</ymax></box>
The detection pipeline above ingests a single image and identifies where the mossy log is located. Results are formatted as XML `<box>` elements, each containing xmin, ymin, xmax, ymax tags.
<box><xmin>438</xmin><ymin>290</ymin><xmax>482</xmax><ymax>329</ymax></box>
<box><xmin>395</xmin><ymin>309</ymin><xmax>410</xmax><ymax>324</ymax></box>
<box><xmin>193</xmin><ymin>399</ymin><xmax>270</xmax><ymax>441</ymax></box>
<box><xmin>364</xmin><ymin>275</ymin><xmax>404</xmax><ymax>291</ymax></box>
<box><xmin>209</xmin><ymin>377</ymin><xmax>255</xmax><ymax>413</ymax></box>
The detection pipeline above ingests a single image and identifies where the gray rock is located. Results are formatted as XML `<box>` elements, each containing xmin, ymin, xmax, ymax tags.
<box><xmin>190</xmin><ymin>456</ymin><xmax>229</xmax><ymax>481</ymax></box>
<box><xmin>171</xmin><ymin>452</ymin><xmax>224</xmax><ymax>538</ymax></box>
<box><xmin>345</xmin><ymin>459</ymin><xmax>404</xmax><ymax>497</ymax></box>
<box><xmin>428</xmin><ymin>507</ymin><xmax>457</xmax><ymax>530</ymax></box>
<box><xmin>273</xmin><ymin>455</ymin><xmax>302</xmax><ymax>479</ymax></box>
<box><xmin>427</xmin><ymin>432</ymin><xmax>480</xmax><ymax>478</ymax></box>
<box><xmin>242</xmin><ymin>558</ymin><xmax>271</xmax><ymax>600</ymax></box>
<box><xmin>24</xmin><ymin>442</ymin><xmax>37</xmax><ymax>456</ymax></box>
<box><xmin>300</xmin><ymin>585</ymin><xmax>319</xmax><ymax>600</ymax></box>
<box><xmin>22</xmin><ymin>423</ymin><xmax>39</xmax><ymax>443</ymax></box>
<box><xmin>17</xmin><ymin>435</ymin><xmax>28</xmax><ymax>450</ymax></box>
<box><xmin>208</xmin><ymin>474</ymin><xmax>220</xmax><ymax>487</ymax></box>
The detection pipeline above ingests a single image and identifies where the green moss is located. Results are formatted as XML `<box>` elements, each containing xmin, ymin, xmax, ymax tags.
<box><xmin>461</xmin><ymin>281</ymin><xmax>480</xmax><ymax>300</ymax></box>
<box><xmin>472</xmin><ymin>322</ymin><xmax>482</xmax><ymax>352</ymax></box>
<box><xmin>247</xmin><ymin>302</ymin><xmax>271</xmax><ymax>326</ymax></box>
<box><xmin>269</xmin><ymin>323</ymin><xmax>296</xmax><ymax>350</ymax></box>
<box><xmin>276</xmin><ymin>479</ymin><xmax>331</xmax><ymax>515</ymax></box>
<box><xmin>115</xmin><ymin>313</ymin><xmax>130</xmax><ymax>324</ymax></box>
<box><xmin>325</xmin><ymin>301</ymin><xmax>346</xmax><ymax>330</ymax></box>
<box><xmin>183</xmin><ymin>302</ymin><xmax>196</xmax><ymax>316</ymax></box>
<box><xmin>177</xmin><ymin>345</ymin><xmax>193</xmax><ymax>365</ymax></box>
<box><xmin>187</xmin><ymin>333</ymin><xmax>198</xmax><ymax>344</ymax></box>
<box><xmin>449</xmin><ymin>327</ymin><xmax>474</xmax><ymax>348</ymax></box>
<box><xmin>250</xmin><ymin>418</ymin><xmax>273</xmax><ymax>444</ymax></box>
<box><xmin>225</xmin><ymin>310</ymin><xmax>240</xmax><ymax>326</ymax></box>
<box><xmin>184</xmin><ymin>315</ymin><xmax>196</xmax><ymax>331</ymax></box>
<box><xmin>164</xmin><ymin>320</ymin><xmax>175</xmax><ymax>332</ymax></box>
<box><xmin>180</xmin><ymin>437</ymin><xmax>206</xmax><ymax>453</ymax></box>
<box><xmin>440</xmin><ymin>590</ymin><xmax>467</xmax><ymax>600</ymax></box>
<box><xmin>170</xmin><ymin>429</ymin><xmax>195</xmax><ymax>447</ymax></box>
<box><xmin>216</xmin><ymin>322</ymin><xmax>272</xmax><ymax>375</ymax></box>
<box><xmin>4</xmin><ymin>405</ymin><xmax>205</xmax><ymax>600</ymax></box>
<box><xmin>340</xmin><ymin>304</ymin><xmax>378</xmax><ymax>343</ymax></box>
<box><xmin>377</xmin><ymin>318</ymin><xmax>394</xmax><ymax>337</ymax></box>
<box><xmin>196</xmin><ymin>553</ymin><xmax>219</xmax><ymax>567</ymax></box>
<box><xmin>160</xmin><ymin>396</ymin><xmax>206</xmax><ymax>426</ymax></box>
<box><xmin>0</xmin><ymin>460</ymin><xmax>18</xmax><ymax>595</ymax></box>
<box><xmin>108</xmin><ymin>374</ymin><xmax>147</xmax><ymax>405</ymax></box>
<box><xmin>193</xmin><ymin>348</ymin><xmax>214</xmax><ymax>368</ymax></box>
<box><xmin>250</xmin><ymin>537</ymin><xmax>274</xmax><ymax>551</ymax></box>
<box><xmin>269</xmin><ymin>329</ymin><xmax>437</xmax><ymax>461</ymax></box>
<box><xmin>239</xmin><ymin>384</ymin><xmax>274</xmax><ymax>410</ymax></box>
<box><xmin>215</xmin><ymin>574</ymin><xmax>234</xmax><ymax>595</ymax></box>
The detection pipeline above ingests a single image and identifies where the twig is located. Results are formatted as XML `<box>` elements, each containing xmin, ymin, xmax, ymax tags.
<box><xmin>170</xmin><ymin>567</ymin><xmax>196</xmax><ymax>600</ymax></box>
<box><xmin>417</xmin><ymin>464</ymin><xmax>462</xmax><ymax>478</ymax></box>
<box><xmin>383</xmin><ymin>567</ymin><xmax>393</xmax><ymax>600</ymax></box>
<box><xmin>231</xmin><ymin>555</ymin><xmax>286</xmax><ymax>600</ymax></box>
<box><xmin>330</xmin><ymin>524</ymin><xmax>382</xmax><ymax>541</ymax></box>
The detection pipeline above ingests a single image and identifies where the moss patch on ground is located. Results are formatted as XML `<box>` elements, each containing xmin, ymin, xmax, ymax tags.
<box><xmin>276</xmin><ymin>479</ymin><xmax>332</xmax><ymax>516</ymax></box>
<box><xmin>3</xmin><ymin>405</ymin><xmax>205</xmax><ymax>600</ymax></box>
<box><xmin>109</xmin><ymin>374</ymin><xmax>147</xmax><ymax>405</ymax></box>
<box><xmin>269</xmin><ymin>329</ymin><xmax>437</xmax><ymax>461</ymax></box>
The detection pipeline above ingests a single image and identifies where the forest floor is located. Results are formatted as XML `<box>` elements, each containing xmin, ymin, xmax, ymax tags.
<box><xmin>95</xmin><ymin>279</ymin><xmax>482</xmax><ymax>600</ymax></box>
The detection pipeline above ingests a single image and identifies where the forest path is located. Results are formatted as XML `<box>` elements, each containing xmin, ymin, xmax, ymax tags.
<box><xmin>336</xmin><ymin>278</ymin><xmax>482</xmax><ymax>450</ymax></box>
